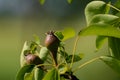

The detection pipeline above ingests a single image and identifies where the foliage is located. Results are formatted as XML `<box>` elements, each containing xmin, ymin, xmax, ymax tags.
<box><xmin>16</xmin><ymin>0</ymin><xmax>120</xmax><ymax>80</ymax></box>
<box><xmin>39</xmin><ymin>0</ymin><xmax>45</xmax><ymax>5</ymax></box>
<box><xmin>80</xmin><ymin>0</ymin><xmax>120</xmax><ymax>75</ymax></box>
<box><xmin>100</xmin><ymin>56</ymin><xmax>120</xmax><ymax>74</ymax></box>
<box><xmin>39</xmin><ymin>0</ymin><xmax>73</xmax><ymax>5</ymax></box>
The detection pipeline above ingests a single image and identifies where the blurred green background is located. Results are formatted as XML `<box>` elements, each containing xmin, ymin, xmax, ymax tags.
<box><xmin>0</xmin><ymin>0</ymin><xmax>120</xmax><ymax>80</ymax></box>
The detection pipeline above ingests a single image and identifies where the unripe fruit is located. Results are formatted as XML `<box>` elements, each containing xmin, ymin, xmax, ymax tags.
<box><xmin>25</xmin><ymin>53</ymin><xmax>43</xmax><ymax>65</ymax></box>
<box><xmin>45</xmin><ymin>31</ymin><xmax>60</xmax><ymax>50</ymax></box>
<box><xmin>45</xmin><ymin>31</ymin><xmax>60</xmax><ymax>65</ymax></box>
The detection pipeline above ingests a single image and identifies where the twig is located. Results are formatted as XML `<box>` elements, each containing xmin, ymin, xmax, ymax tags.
<box><xmin>73</xmin><ymin>57</ymin><xmax>100</xmax><ymax>72</ymax></box>
<box><xmin>70</xmin><ymin>36</ymin><xmax>80</xmax><ymax>68</ymax></box>
<box><xmin>107</xmin><ymin>4</ymin><xmax>120</xmax><ymax>12</ymax></box>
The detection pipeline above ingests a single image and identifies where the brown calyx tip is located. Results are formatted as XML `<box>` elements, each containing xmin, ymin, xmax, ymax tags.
<box><xmin>46</xmin><ymin>31</ymin><xmax>55</xmax><ymax>35</ymax></box>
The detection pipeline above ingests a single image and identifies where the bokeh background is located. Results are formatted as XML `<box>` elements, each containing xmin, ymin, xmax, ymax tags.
<box><xmin>0</xmin><ymin>0</ymin><xmax>120</xmax><ymax>80</ymax></box>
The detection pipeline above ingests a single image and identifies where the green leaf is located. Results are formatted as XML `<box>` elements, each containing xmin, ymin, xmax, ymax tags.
<box><xmin>39</xmin><ymin>0</ymin><xmax>45</xmax><ymax>5</ymax></box>
<box><xmin>30</xmin><ymin>42</ymin><xmax>37</xmax><ymax>53</ymax></box>
<box><xmin>58</xmin><ymin>64</ymin><xmax>68</xmax><ymax>74</ymax></box>
<box><xmin>85</xmin><ymin>1</ymin><xmax>106</xmax><ymax>25</ymax></box>
<box><xmin>60</xmin><ymin>77</ymin><xmax>66</xmax><ymax>80</ymax></box>
<box><xmin>79</xmin><ymin>23</ymin><xmax>120</xmax><ymax>38</ymax></box>
<box><xmin>20</xmin><ymin>41</ymin><xmax>29</xmax><ymax>67</ymax></box>
<box><xmin>34</xmin><ymin>68</ymin><xmax>44</xmax><ymax>80</ymax></box>
<box><xmin>43</xmin><ymin>68</ymin><xmax>60</xmax><ymax>80</ymax></box>
<box><xmin>96</xmin><ymin>36</ymin><xmax>107</xmax><ymax>51</ymax></box>
<box><xmin>108</xmin><ymin>37</ymin><xmax>120</xmax><ymax>59</ymax></box>
<box><xmin>67</xmin><ymin>0</ymin><xmax>72</xmax><ymax>4</ymax></box>
<box><xmin>89</xmin><ymin>14</ymin><xmax>119</xmax><ymax>25</ymax></box>
<box><xmin>66</xmin><ymin>54</ymin><xmax>82</xmax><ymax>63</ymax></box>
<box><xmin>33</xmin><ymin>34</ymin><xmax>40</xmax><ymax>45</ymax></box>
<box><xmin>105</xmin><ymin>2</ymin><xmax>111</xmax><ymax>14</ymax></box>
<box><xmin>16</xmin><ymin>65</ymin><xmax>35</xmax><ymax>80</ymax></box>
<box><xmin>39</xmin><ymin>47</ymin><xmax>49</xmax><ymax>61</ymax></box>
<box><xmin>62</xmin><ymin>28</ymin><xmax>75</xmax><ymax>41</ymax></box>
<box><xmin>100</xmin><ymin>56</ymin><xmax>120</xmax><ymax>74</ymax></box>
<box><xmin>112</xmin><ymin>0</ymin><xmax>120</xmax><ymax>14</ymax></box>
<box><xmin>24</xmin><ymin>70</ymin><xmax>34</xmax><ymax>80</ymax></box>
<box><xmin>54</xmin><ymin>31</ymin><xmax>64</xmax><ymax>41</ymax></box>
<box><xmin>59</xmin><ymin>50</ymin><xmax>68</xmax><ymax>59</ymax></box>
